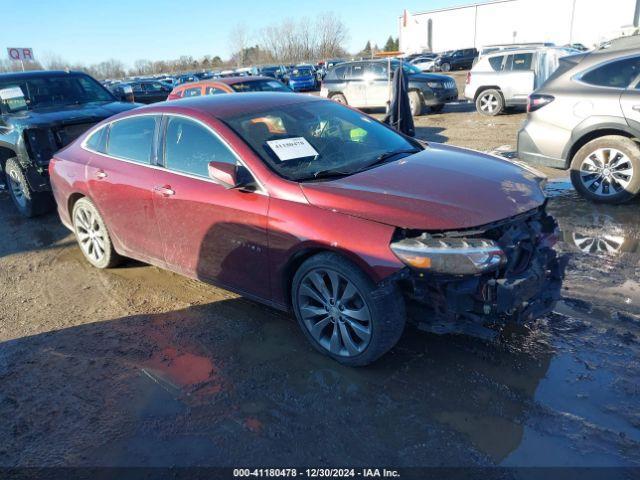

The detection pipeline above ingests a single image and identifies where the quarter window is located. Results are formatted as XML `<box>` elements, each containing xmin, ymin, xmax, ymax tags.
<box><xmin>581</xmin><ymin>57</ymin><xmax>640</xmax><ymax>88</ymax></box>
<box><xmin>107</xmin><ymin>116</ymin><xmax>156</xmax><ymax>164</ymax></box>
<box><xmin>164</xmin><ymin>117</ymin><xmax>237</xmax><ymax>179</ymax></box>
<box><xmin>85</xmin><ymin>126</ymin><xmax>108</xmax><ymax>153</ymax></box>
<box><xmin>183</xmin><ymin>87</ymin><xmax>202</xmax><ymax>97</ymax></box>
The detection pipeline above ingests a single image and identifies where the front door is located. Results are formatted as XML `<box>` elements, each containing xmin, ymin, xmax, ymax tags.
<box><xmin>86</xmin><ymin>115</ymin><xmax>166</xmax><ymax>264</ymax></box>
<box><xmin>152</xmin><ymin>115</ymin><xmax>271</xmax><ymax>299</ymax></box>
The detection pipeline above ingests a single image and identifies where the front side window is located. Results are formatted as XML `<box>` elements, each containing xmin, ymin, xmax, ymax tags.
<box><xmin>164</xmin><ymin>117</ymin><xmax>237</xmax><ymax>179</ymax></box>
<box><xmin>145</xmin><ymin>82</ymin><xmax>164</xmax><ymax>92</ymax></box>
<box><xmin>231</xmin><ymin>80</ymin><xmax>290</xmax><ymax>92</ymax></box>
<box><xmin>581</xmin><ymin>57</ymin><xmax>640</xmax><ymax>88</ymax></box>
<box><xmin>223</xmin><ymin>99</ymin><xmax>419</xmax><ymax>182</ymax></box>
<box><xmin>107</xmin><ymin>116</ymin><xmax>156</xmax><ymax>164</ymax></box>
<box><xmin>206</xmin><ymin>86</ymin><xmax>226</xmax><ymax>95</ymax></box>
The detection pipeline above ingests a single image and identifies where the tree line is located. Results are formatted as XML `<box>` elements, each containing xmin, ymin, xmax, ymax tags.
<box><xmin>0</xmin><ymin>13</ymin><xmax>399</xmax><ymax>79</ymax></box>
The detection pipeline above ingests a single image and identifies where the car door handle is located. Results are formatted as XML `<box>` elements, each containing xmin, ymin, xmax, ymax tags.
<box><xmin>633</xmin><ymin>105</ymin><xmax>640</xmax><ymax>112</ymax></box>
<box><xmin>95</xmin><ymin>170</ymin><xmax>108</xmax><ymax>179</ymax></box>
<box><xmin>153</xmin><ymin>185</ymin><xmax>175</xmax><ymax>197</ymax></box>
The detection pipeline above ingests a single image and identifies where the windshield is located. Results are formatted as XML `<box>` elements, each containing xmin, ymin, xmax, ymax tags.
<box><xmin>291</xmin><ymin>68</ymin><xmax>313</xmax><ymax>78</ymax></box>
<box><xmin>0</xmin><ymin>74</ymin><xmax>114</xmax><ymax>112</ymax></box>
<box><xmin>231</xmin><ymin>80</ymin><xmax>290</xmax><ymax>92</ymax></box>
<box><xmin>223</xmin><ymin>99</ymin><xmax>420</xmax><ymax>182</ymax></box>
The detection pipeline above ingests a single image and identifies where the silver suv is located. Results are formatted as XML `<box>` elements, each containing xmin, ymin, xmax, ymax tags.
<box><xmin>465</xmin><ymin>47</ymin><xmax>576</xmax><ymax>115</ymax></box>
<box><xmin>518</xmin><ymin>37</ymin><xmax>640</xmax><ymax>204</ymax></box>
<box><xmin>320</xmin><ymin>60</ymin><xmax>458</xmax><ymax>116</ymax></box>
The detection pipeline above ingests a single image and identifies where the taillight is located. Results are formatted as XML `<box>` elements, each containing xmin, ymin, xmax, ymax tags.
<box><xmin>527</xmin><ymin>94</ymin><xmax>554</xmax><ymax>113</ymax></box>
<box><xmin>466</xmin><ymin>72</ymin><xmax>471</xmax><ymax>85</ymax></box>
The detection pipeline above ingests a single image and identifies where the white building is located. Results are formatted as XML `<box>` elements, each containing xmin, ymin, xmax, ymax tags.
<box><xmin>399</xmin><ymin>0</ymin><xmax>639</xmax><ymax>54</ymax></box>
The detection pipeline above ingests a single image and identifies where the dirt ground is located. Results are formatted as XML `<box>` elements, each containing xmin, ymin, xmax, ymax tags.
<box><xmin>1</xmin><ymin>78</ymin><xmax>639</xmax><ymax>469</ymax></box>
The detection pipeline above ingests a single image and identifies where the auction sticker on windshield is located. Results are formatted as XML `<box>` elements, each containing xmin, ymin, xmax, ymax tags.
<box><xmin>0</xmin><ymin>86</ymin><xmax>27</xmax><ymax>111</ymax></box>
<box><xmin>267</xmin><ymin>137</ymin><xmax>319</xmax><ymax>161</ymax></box>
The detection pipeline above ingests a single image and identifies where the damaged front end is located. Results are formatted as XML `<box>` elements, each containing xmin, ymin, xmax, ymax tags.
<box><xmin>388</xmin><ymin>204</ymin><xmax>567</xmax><ymax>338</ymax></box>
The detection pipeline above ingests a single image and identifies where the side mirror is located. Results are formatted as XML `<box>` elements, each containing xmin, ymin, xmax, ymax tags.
<box><xmin>208</xmin><ymin>161</ymin><xmax>239</xmax><ymax>189</ymax></box>
<box><xmin>121</xmin><ymin>85</ymin><xmax>135</xmax><ymax>103</ymax></box>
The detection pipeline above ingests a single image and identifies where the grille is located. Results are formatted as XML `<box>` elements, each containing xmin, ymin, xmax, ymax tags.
<box><xmin>55</xmin><ymin>123</ymin><xmax>97</xmax><ymax>147</ymax></box>
<box><xmin>445</xmin><ymin>80</ymin><xmax>456</xmax><ymax>89</ymax></box>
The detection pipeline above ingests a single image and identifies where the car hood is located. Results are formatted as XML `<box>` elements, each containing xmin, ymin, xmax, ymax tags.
<box><xmin>300</xmin><ymin>143</ymin><xmax>546</xmax><ymax>231</ymax></box>
<box><xmin>408</xmin><ymin>72</ymin><xmax>454</xmax><ymax>83</ymax></box>
<box><xmin>9</xmin><ymin>102</ymin><xmax>140</xmax><ymax>128</ymax></box>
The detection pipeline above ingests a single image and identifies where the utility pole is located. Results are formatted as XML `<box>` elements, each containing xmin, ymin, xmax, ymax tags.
<box><xmin>569</xmin><ymin>0</ymin><xmax>577</xmax><ymax>44</ymax></box>
<box><xmin>635</xmin><ymin>0</ymin><xmax>640</xmax><ymax>27</ymax></box>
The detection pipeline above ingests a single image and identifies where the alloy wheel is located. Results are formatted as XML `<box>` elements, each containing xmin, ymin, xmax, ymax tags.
<box><xmin>74</xmin><ymin>205</ymin><xmax>107</xmax><ymax>263</ymax></box>
<box><xmin>298</xmin><ymin>268</ymin><xmax>372</xmax><ymax>357</ymax></box>
<box><xmin>579</xmin><ymin>148</ymin><xmax>634</xmax><ymax>198</ymax></box>
<box><xmin>7</xmin><ymin>170</ymin><xmax>26</xmax><ymax>209</ymax></box>
<box><xmin>479</xmin><ymin>93</ymin><xmax>499</xmax><ymax>114</ymax></box>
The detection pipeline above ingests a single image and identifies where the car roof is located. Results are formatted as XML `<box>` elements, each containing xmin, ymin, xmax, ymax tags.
<box><xmin>176</xmin><ymin>76</ymin><xmax>277</xmax><ymax>88</ymax></box>
<box><xmin>138</xmin><ymin>92</ymin><xmax>323</xmax><ymax>119</ymax></box>
<box><xmin>0</xmin><ymin>70</ymin><xmax>89</xmax><ymax>80</ymax></box>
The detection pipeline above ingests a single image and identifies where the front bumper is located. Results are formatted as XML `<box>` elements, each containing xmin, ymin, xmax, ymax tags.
<box><xmin>425</xmin><ymin>88</ymin><xmax>458</xmax><ymax>105</ymax></box>
<box><xmin>395</xmin><ymin>207</ymin><xmax>567</xmax><ymax>332</ymax></box>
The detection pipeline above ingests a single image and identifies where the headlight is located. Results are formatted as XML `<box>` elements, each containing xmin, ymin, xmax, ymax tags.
<box><xmin>390</xmin><ymin>235</ymin><xmax>506</xmax><ymax>275</ymax></box>
<box><xmin>426</xmin><ymin>81</ymin><xmax>442</xmax><ymax>89</ymax></box>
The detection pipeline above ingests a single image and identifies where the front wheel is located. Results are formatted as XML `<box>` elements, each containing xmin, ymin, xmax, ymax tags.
<box><xmin>292</xmin><ymin>253</ymin><xmax>406</xmax><ymax>366</ymax></box>
<box><xmin>72</xmin><ymin>197</ymin><xmax>122</xmax><ymax>269</ymax></box>
<box><xmin>409</xmin><ymin>91</ymin><xmax>424</xmax><ymax>116</ymax></box>
<box><xmin>5</xmin><ymin>158</ymin><xmax>54</xmax><ymax>218</ymax></box>
<box><xmin>440</xmin><ymin>63</ymin><xmax>451</xmax><ymax>72</ymax></box>
<box><xmin>330</xmin><ymin>93</ymin><xmax>348</xmax><ymax>105</ymax></box>
<box><xmin>570</xmin><ymin>136</ymin><xmax>640</xmax><ymax>204</ymax></box>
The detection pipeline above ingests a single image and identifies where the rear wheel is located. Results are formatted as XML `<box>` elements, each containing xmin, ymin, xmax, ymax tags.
<box><xmin>570</xmin><ymin>136</ymin><xmax>640</xmax><ymax>204</ymax></box>
<box><xmin>4</xmin><ymin>157</ymin><xmax>54</xmax><ymax>218</ymax></box>
<box><xmin>292</xmin><ymin>253</ymin><xmax>406</xmax><ymax>366</ymax></box>
<box><xmin>409</xmin><ymin>91</ymin><xmax>424</xmax><ymax>116</ymax></box>
<box><xmin>440</xmin><ymin>63</ymin><xmax>451</xmax><ymax>72</ymax></box>
<box><xmin>72</xmin><ymin>197</ymin><xmax>122</xmax><ymax>269</ymax></box>
<box><xmin>330</xmin><ymin>93</ymin><xmax>348</xmax><ymax>105</ymax></box>
<box><xmin>476</xmin><ymin>89</ymin><xmax>504</xmax><ymax>116</ymax></box>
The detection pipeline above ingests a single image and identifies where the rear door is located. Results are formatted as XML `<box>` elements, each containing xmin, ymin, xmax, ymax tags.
<box><xmin>86</xmin><ymin>114</ymin><xmax>166</xmax><ymax>264</ymax></box>
<box><xmin>501</xmin><ymin>52</ymin><xmax>535</xmax><ymax>104</ymax></box>
<box><xmin>151</xmin><ymin>114</ymin><xmax>271</xmax><ymax>299</ymax></box>
<box><xmin>344</xmin><ymin>64</ymin><xmax>368</xmax><ymax>108</ymax></box>
<box><xmin>363</xmin><ymin>62</ymin><xmax>390</xmax><ymax>108</ymax></box>
<box><xmin>615</xmin><ymin>57</ymin><xmax>640</xmax><ymax>130</ymax></box>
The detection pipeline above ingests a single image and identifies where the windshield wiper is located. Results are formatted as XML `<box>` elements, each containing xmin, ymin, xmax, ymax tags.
<box><xmin>364</xmin><ymin>148</ymin><xmax>420</xmax><ymax>170</ymax></box>
<box><xmin>303</xmin><ymin>168</ymin><xmax>354</xmax><ymax>182</ymax></box>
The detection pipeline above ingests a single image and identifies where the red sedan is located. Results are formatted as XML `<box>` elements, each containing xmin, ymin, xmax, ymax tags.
<box><xmin>49</xmin><ymin>93</ymin><xmax>563</xmax><ymax>366</ymax></box>
<box><xmin>167</xmin><ymin>76</ymin><xmax>290</xmax><ymax>100</ymax></box>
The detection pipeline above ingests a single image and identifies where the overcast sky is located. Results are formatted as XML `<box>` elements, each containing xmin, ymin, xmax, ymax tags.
<box><xmin>4</xmin><ymin>0</ymin><xmax>471</xmax><ymax>66</ymax></box>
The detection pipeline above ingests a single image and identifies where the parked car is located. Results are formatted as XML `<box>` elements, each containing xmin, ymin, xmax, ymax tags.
<box><xmin>113</xmin><ymin>80</ymin><xmax>171</xmax><ymax>104</ymax></box>
<box><xmin>410</xmin><ymin>54</ymin><xmax>438</xmax><ymax>72</ymax></box>
<box><xmin>168</xmin><ymin>76</ymin><xmax>291</xmax><ymax>100</ymax></box>
<box><xmin>288</xmin><ymin>66</ymin><xmax>318</xmax><ymax>91</ymax></box>
<box><xmin>252</xmin><ymin>65</ymin><xmax>288</xmax><ymax>82</ymax></box>
<box><xmin>517</xmin><ymin>36</ymin><xmax>640</xmax><ymax>204</ymax></box>
<box><xmin>465</xmin><ymin>47</ymin><xmax>577</xmax><ymax>116</ymax></box>
<box><xmin>49</xmin><ymin>93</ymin><xmax>562</xmax><ymax>366</ymax></box>
<box><xmin>320</xmin><ymin>60</ymin><xmax>458</xmax><ymax>115</ymax></box>
<box><xmin>434</xmin><ymin>48</ymin><xmax>479</xmax><ymax>72</ymax></box>
<box><xmin>479</xmin><ymin>43</ymin><xmax>556</xmax><ymax>56</ymax></box>
<box><xmin>0</xmin><ymin>70</ymin><xmax>138</xmax><ymax>217</ymax></box>
<box><xmin>175</xmin><ymin>74</ymin><xmax>198</xmax><ymax>85</ymax></box>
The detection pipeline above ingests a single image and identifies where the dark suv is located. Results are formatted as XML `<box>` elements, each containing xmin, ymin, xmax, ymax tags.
<box><xmin>435</xmin><ymin>48</ymin><xmax>479</xmax><ymax>72</ymax></box>
<box><xmin>0</xmin><ymin>70</ymin><xmax>139</xmax><ymax>217</ymax></box>
<box><xmin>321</xmin><ymin>60</ymin><xmax>458</xmax><ymax>116</ymax></box>
<box><xmin>112</xmin><ymin>80</ymin><xmax>171</xmax><ymax>104</ymax></box>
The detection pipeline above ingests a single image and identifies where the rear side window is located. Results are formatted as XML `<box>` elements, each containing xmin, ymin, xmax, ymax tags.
<box><xmin>107</xmin><ymin>116</ymin><xmax>156</xmax><ymax>164</ymax></box>
<box><xmin>488</xmin><ymin>56</ymin><xmax>505</xmax><ymax>71</ymax></box>
<box><xmin>85</xmin><ymin>126</ymin><xmax>108</xmax><ymax>153</ymax></box>
<box><xmin>505</xmin><ymin>53</ymin><xmax>533</xmax><ymax>71</ymax></box>
<box><xmin>164</xmin><ymin>117</ymin><xmax>237</xmax><ymax>179</ymax></box>
<box><xmin>351</xmin><ymin>64</ymin><xmax>365</xmax><ymax>79</ymax></box>
<box><xmin>206</xmin><ymin>86</ymin><xmax>226</xmax><ymax>95</ymax></box>
<box><xmin>581</xmin><ymin>57</ymin><xmax>640</xmax><ymax>88</ymax></box>
<box><xmin>332</xmin><ymin>65</ymin><xmax>348</xmax><ymax>80</ymax></box>
<box><xmin>183</xmin><ymin>87</ymin><xmax>202</xmax><ymax>97</ymax></box>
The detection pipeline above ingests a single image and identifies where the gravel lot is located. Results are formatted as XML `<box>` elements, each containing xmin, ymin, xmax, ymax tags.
<box><xmin>0</xmin><ymin>77</ymin><xmax>639</xmax><ymax>469</ymax></box>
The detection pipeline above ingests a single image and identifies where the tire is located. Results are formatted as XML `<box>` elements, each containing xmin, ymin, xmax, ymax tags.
<box><xmin>570</xmin><ymin>136</ymin><xmax>640</xmax><ymax>204</ymax></box>
<box><xmin>440</xmin><ymin>63</ymin><xmax>451</xmax><ymax>72</ymax></box>
<box><xmin>292</xmin><ymin>252</ymin><xmax>406</xmax><ymax>367</ymax></box>
<box><xmin>330</xmin><ymin>93</ymin><xmax>348</xmax><ymax>105</ymax></box>
<box><xmin>409</xmin><ymin>91</ymin><xmax>424</xmax><ymax>116</ymax></box>
<box><xmin>4</xmin><ymin>158</ymin><xmax>54</xmax><ymax>218</ymax></box>
<box><xmin>476</xmin><ymin>89</ymin><xmax>504</xmax><ymax>116</ymax></box>
<box><xmin>72</xmin><ymin>197</ymin><xmax>122</xmax><ymax>269</ymax></box>
<box><xmin>430</xmin><ymin>104</ymin><xmax>445</xmax><ymax>113</ymax></box>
